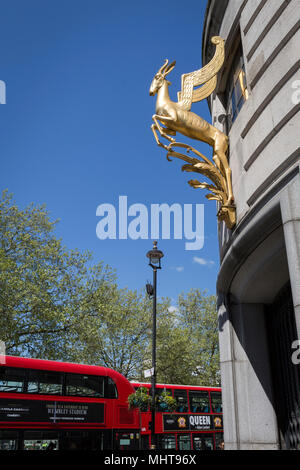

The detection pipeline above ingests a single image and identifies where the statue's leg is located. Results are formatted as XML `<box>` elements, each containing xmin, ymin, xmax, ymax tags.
<box><xmin>214</xmin><ymin>133</ymin><xmax>234</xmax><ymax>205</ymax></box>
<box><xmin>214</xmin><ymin>150</ymin><xmax>234</xmax><ymax>205</ymax></box>
<box><xmin>164</xmin><ymin>128</ymin><xmax>176</xmax><ymax>136</ymax></box>
<box><xmin>151</xmin><ymin>123</ymin><xmax>162</xmax><ymax>146</ymax></box>
<box><xmin>212</xmin><ymin>154</ymin><xmax>222</xmax><ymax>173</ymax></box>
<box><xmin>152</xmin><ymin>115</ymin><xmax>176</xmax><ymax>143</ymax></box>
<box><xmin>151</xmin><ymin>124</ymin><xmax>171</xmax><ymax>151</ymax></box>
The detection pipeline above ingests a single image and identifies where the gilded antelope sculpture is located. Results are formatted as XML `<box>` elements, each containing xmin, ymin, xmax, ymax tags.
<box><xmin>149</xmin><ymin>36</ymin><xmax>236</xmax><ymax>229</ymax></box>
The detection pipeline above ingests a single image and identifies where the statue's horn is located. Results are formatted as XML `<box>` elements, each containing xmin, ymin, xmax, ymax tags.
<box><xmin>158</xmin><ymin>59</ymin><xmax>169</xmax><ymax>75</ymax></box>
<box><xmin>164</xmin><ymin>60</ymin><xmax>176</xmax><ymax>76</ymax></box>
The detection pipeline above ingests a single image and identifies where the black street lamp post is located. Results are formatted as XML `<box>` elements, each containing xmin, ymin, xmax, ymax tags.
<box><xmin>146</xmin><ymin>241</ymin><xmax>164</xmax><ymax>450</ymax></box>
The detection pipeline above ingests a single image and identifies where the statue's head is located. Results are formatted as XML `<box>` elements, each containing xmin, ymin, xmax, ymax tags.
<box><xmin>149</xmin><ymin>59</ymin><xmax>176</xmax><ymax>96</ymax></box>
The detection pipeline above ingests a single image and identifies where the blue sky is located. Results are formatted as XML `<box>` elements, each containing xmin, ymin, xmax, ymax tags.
<box><xmin>0</xmin><ymin>0</ymin><xmax>220</xmax><ymax>304</ymax></box>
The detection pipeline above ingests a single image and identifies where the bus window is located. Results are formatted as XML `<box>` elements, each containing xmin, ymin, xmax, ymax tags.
<box><xmin>158</xmin><ymin>434</ymin><xmax>176</xmax><ymax>449</ymax></box>
<box><xmin>189</xmin><ymin>390</ymin><xmax>210</xmax><ymax>413</ymax></box>
<box><xmin>174</xmin><ymin>389</ymin><xmax>188</xmax><ymax>412</ymax></box>
<box><xmin>215</xmin><ymin>433</ymin><xmax>224</xmax><ymax>450</ymax></box>
<box><xmin>210</xmin><ymin>392</ymin><xmax>222</xmax><ymax>413</ymax></box>
<box><xmin>23</xmin><ymin>431</ymin><xmax>59</xmax><ymax>450</ymax></box>
<box><xmin>65</xmin><ymin>373</ymin><xmax>105</xmax><ymax>397</ymax></box>
<box><xmin>116</xmin><ymin>432</ymin><xmax>138</xmax><ymax>450</ymax></box>
<box><xmin>193</xmin><ymin>434</ymin><xmax>214</xmax><ymax>450</ymax></box>
<box><xmin>27</xmin><ymin>370</ymin><xmax>63</xmax><ymax>395</ymax></box>
<box><xmin>156</xmin><ymin>388</ymin><xmax>172</xmax><ymax>412</ymax></box>
<box><xmin>24</xmin><ymin>439</ymin><xmax>58</xmax><ymax>451</ymax></box>
<box><xmin>141</xmin><ymin>435</ymin><xmax>150</xmax><ymax>450</ymax></box>
<box><xmin>178</xmin><ymin>434</ymin><xmax>191</xmax><ymax>450</ymax></box>
<box><xmin>0</xmin><ymin>431</ymin><xmax>19</xmax><ymax>450</ymax></box>
<box><xmin>107</xmin><ymin>377</ymin><xmax>118</xmax><ymax>398</ymax></box>
<box><xmin>0</xmin><ymin>367</ymin><xmax>25</xmax><ymax>393</ymax></box>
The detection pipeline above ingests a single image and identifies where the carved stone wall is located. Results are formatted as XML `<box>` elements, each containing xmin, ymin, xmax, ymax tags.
<box><xmin>203</xmin><ymin>0</ymin><xmax>300</xmax><ymax>450</ymax></box>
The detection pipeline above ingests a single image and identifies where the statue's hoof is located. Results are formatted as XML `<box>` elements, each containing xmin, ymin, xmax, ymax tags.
<box><xmin>225</xmin><ymin>197</ymin><xmax>234</xmax><ymax>206</ymax></box>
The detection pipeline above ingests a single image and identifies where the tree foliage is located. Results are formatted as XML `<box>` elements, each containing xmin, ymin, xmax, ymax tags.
<box><xmin>73</xmin><ymin>285</ymin><xmax>152</xmax><ymax>378</ymax></box>
<box><xmin>0</xmin><ymin>190</ymin><xmax>113</xmax><ymax>359</ymax></box>
<box><xmin>0</xmin><ymin>190</ymin><xmax>220</xmax><ymax>386</ymax></box>
<box><xmin>141</xmin><ymin>291</ymin><xmax>220</xmax><ymax>386</ymax></box>
<box><xmin>176</xmin><ymin>289</ymin><xmax>220</xmax><ymax>385</ymax></box>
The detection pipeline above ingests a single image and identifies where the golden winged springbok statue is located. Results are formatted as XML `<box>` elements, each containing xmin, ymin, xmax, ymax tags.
<box><xmin>149</xmin><ymin>36</ymin><xmax>235</xmax><ymax>228</ymax></box>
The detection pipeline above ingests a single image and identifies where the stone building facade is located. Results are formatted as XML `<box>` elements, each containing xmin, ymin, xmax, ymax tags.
<box><xmin>202</xmin><ymin>0</ymin><xmax>300</xmax><ymax>449</ymax></box>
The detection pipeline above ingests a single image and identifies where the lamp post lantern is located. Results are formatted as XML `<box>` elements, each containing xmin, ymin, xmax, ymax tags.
<box><xmin>146</xmin><ymin>241</ymin><xmax>164</xmax><ymax>449</ymax></box>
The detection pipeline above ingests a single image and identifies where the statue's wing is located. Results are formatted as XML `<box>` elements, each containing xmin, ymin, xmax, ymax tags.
<box><xmin>177</xmin><ymin>37</ymin><xmax>225</xmax><ymax>111</ymax></box>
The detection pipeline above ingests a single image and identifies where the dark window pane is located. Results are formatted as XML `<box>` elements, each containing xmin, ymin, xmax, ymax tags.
<box><xmin>215</xmin><ymin>433</ymin><xmax>224</xmax><ymax>450</ymax></box>
<box><xmin>235</xmin><ymin>79</ymin><xmax>242</xmax><ymax>105</ymax></box>
<box><xmin>233</xmin><ymin>55</ymin><xmax>243</xmax><ymax>83</ymax></box>
<box><xmin>0</xmin><ymin>431</ymin><xmax>19</xmax><ymax>450</ymax></box>
<box><xmin>0</xmin><ymin>367</ymin><xmax>25</xmax><ymax>393</ymax></box>
<box><xmin>211</xmin><ymin>392</ymin><xmax>222</xmax><ymax>413</ymax></box>
<box><xmin>27</xmin><ymin>370</ymin><xmax>63</xmax><ymax>395</ymax></box>
<box><xmin>189</xmin><ymin>390</ymin><xmax>210</xmax><ymax>413</ymax></box>
<box><xmin>174</xmin><ymin>389</ymin><xmax>188</xmax><ymax>412</ymax></box>
<box><xmin>0</xmin><ymin>440</ymin><xmax>17</xmax><ymax>450</ymax></box>
<box><xmin>66</xmin><ymin>373</ymin><xmax>104</xmax><ymax>397</ymax></box>
<box><xmin>141</xmin><ymin>435</ymin><xmax>150</xmax><ymax>450</ymax></box>
<box><xmin>178</xmin><ymin>434</ymin><xmax>191</xmax><ymax>450</ymax></box>
<box><xmin>231</xmin><ymin>91</ymin><xmax>236</xmax><ymax>121</ymax></box>
<box><xmin>240</xmin><ymin>67</ymin><xmax>247</xmax><ymax>93</ymax></box>
<box><xmin>193</xmin><ymin>433</ymin><xmax>214</xmax><ymax>451</ymax></box>
<box><xmin>226</xmin><ymin>42</ymin><xmax>248</xmax><ymax>128</ymax></box>
<box><xmin>158</xmin><ymin>434</ymin><xmax>176</xmax><ymax>450</ymax></box>
<box><xmin>23</xmin><ymin>430</ymin><xmax>59</xmax><ymax>450</ymax></box>
<box><xmin>107</xmin><ymin>377</ymin><xmax>118</xmax><ymax>399</ymax></box>
<box><xmin>155</xmin><ymin>388</ymin><xmax>172</xmax><ymax>412</ymax></box>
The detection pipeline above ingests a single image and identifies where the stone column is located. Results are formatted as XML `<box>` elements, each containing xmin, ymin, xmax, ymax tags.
<box><xmin>218</xmin><ymin>295</ymin><xmax>279</xmax><ymax>450</ymax></box>
<box><xmin>280</xmin><ymin>167</ymin><xmax>300</xmax><ymax>339</ymax></box>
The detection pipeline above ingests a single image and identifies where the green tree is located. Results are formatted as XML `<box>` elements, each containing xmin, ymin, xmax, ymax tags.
<box><xmin>138</xmin><ymin>291</ymin><xmax>220</xmax><ymax>387</ymax></box>
<box><xmin>176</xmin><ymin>289</ymin><xmax>220</xmax><ymax>386</ymax></box>
<box><xmin>74</xmin><ymin>286</ymin><xmax>153</xmax><ymax>378</ymax></box>
<box><xmin>0</xmin><ymin>191</ymin><xmax>220</xmax><ymax>387</ymax></box>
<box><xmin>0</xmin><ymin>190</ymin><xmax>113</xmax><ymax>360</ymax></box>
<box><xmin>156</xmin><ymin>299</ymin><xmax>199</xmax><ymax>385</ymax></box>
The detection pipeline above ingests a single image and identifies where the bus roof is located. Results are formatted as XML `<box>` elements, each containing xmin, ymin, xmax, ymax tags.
<box><xmin>131</xmin><ymin>381</ymin><xmax>221</xmax><ymax>391</ymax></box>
<box><xmin>2</xmin><ymin>355</ymin><xmax>131</xmax><ymax>386</ymax></box>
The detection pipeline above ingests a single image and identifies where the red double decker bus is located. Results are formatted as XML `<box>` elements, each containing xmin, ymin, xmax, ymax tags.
<box><xmin>132</xmin><ymin>382</ymin><xmax>223</xmax><ymax>451</ymax></box>
<box><xmin>0</xmin><ymin>356</ymin><xmax>139</xmax><ymax>450</ymax></box>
